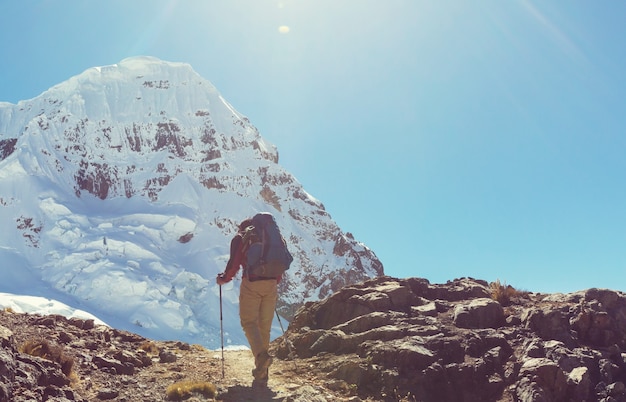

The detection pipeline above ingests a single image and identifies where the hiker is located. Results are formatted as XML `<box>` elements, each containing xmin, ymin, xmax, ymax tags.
<box><xmin>216</xmin><ymin>214</ymin><xmax>291</xmax><ymax>387</ymax></box>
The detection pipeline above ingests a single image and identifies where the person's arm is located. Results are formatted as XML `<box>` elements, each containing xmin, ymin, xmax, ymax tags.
<box><xmin>217</xmin><ymin>234</ymin><xmax>243</xmax><ymax>284</ymax></box>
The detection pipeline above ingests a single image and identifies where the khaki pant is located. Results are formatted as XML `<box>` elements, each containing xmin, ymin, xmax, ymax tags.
<box><xmin>239</xmin><ymin>277</ymin><xmax>278</xmax><ymax>360</ymax></box>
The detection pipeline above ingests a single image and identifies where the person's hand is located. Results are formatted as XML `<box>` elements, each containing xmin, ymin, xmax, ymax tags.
<box><xmin>216</xmin><ymin>273</ymin><xmax>228</xmax><ymax>286</ymax></box>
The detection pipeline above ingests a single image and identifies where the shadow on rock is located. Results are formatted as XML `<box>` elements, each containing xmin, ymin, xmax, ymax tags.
<box><xmin>218</xmin><ymin>384</ymin><xmax>280</xmax><ymax>402</ymax></box>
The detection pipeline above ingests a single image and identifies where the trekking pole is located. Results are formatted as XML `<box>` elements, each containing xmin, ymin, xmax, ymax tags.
<box><xmin>219</xmin><ymin>284</ymin><xmax>225</xmax><ymax>379</ymax></box>
<box><xmin>275</xmin><ymin>309</ymin><xmax>297</xmax><ymax>370</ymax></box>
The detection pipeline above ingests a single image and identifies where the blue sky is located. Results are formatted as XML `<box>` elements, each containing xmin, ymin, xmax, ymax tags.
<box><xmin>2</xmin><ymin>1</ymin><xmax>625</xmax><ymax>293</ymax></box>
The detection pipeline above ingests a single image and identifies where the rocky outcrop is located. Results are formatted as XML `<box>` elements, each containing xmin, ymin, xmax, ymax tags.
<box><xmin>0</xmin><ymin>138</ymin><xmax>17</xmax><ymax>161</ymax></box>
<box><xmin>1</xmin><ymin>323</ymin><xmax>76</xmax><ymax>401</ymax></box>
<box><xmin>0</xmin><ymin>313</ymin><xmax>160</xmax><ymax>402</ymax></box>
<box><xmin>0</xmin><ymin>310</ymin><xmax>202</xmax><ymax>402</ymax></box>
<box><xmin>274</xmin><ymin>276</ymin><xmax>626</xmax><ymax>402</ymax></box>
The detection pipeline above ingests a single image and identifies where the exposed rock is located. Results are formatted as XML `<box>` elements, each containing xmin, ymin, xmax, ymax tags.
<box><xmin>158</xmin><ymin>350</ymin><xmax>177</xmax><ymax>363</ymax></box>
<box><xmin>453</xmin><ymin>298</ymin><xmax>504</xmax><ymax>329</ymax></box>
<box><xmin>517</xmin><ymin>358</ymin><xmax>568</xmax><ymax>401</ymax></box>
<box><xmin>96</xmin><ymin>388</ymin><xmax>119</xmax><ymax>400</ymax></box>
<box><xmin>0</xmin><ymin>137</ymin><xmax>17</xmax><ymax>160</ymax></box>
<box><xmin>275</xmin><ymin>277</ymin><xmax>626</xmax><ymax>402</ymax></box>
<box><xmin>0</xmin><ymin>323</ymin><xmax>75</xmax><ymax>401</ymax></box>
<box><xmin>0</xmin><ymin>308</ymin><xmax>345</xmax><ymax>401</ymax></box>
<box><xmin>4</xmin><ymin>277</ymin><xmax>626</xmax><ymax>401</ymax></box>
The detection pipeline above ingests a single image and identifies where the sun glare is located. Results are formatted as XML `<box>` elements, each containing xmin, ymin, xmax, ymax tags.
<box><xmin>278</xmin><ymin>25</ymin><xmax>290</xmax><ymax>34</ymax></box>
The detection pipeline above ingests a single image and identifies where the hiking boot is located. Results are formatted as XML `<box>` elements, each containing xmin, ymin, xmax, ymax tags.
<box><xmin>252</xmin><ymin>377</ymin><xmax>268</xmax><ymax>389</ymax></box>
<box><xmin>255</xmin><ymin>351</ymin><xmax>273</xmax><ymax>372</ymax></box>
<box><xmin>252</xmin><ymin>366</ymin><xmax>268</xmax><ymax>381</ymax></box>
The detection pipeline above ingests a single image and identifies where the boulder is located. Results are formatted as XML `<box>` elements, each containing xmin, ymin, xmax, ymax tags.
<box><xmin>517</xmin><ymin>358</ymin><xmax>567</xmax><ymax>402</ymax></box>
<box><xmin>453</xmin><ymin>298</ymin><xmax>504</xmax><ymax>329</ymax></box>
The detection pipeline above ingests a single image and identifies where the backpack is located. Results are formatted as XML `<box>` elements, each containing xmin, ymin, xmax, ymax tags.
<box><xmin>241</xmin><ymin>212</ymin><xmax>293</xmax><ymax>278</ymax></box>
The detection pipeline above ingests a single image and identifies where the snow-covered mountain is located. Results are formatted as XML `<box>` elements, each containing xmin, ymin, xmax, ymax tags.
<box><xmin>0</xmin><ymin>56</ymin><xmax>383</xmax><ymax>349</ymax></box>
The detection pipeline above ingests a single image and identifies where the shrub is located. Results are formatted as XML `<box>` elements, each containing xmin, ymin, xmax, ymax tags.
<box><xmin>489</xmin><ymin>279</ymin><xmax>526</xmax><ymax>306</ymax></box>
<box><xmin>19</xmin><ymin>338</ymin><xmax>74</xmax><ymax>377</ymax></box>
<box><xmin>165</xmin><ymin>381</ymin><xmax>217</xmax><ymax>400</ymax></box>
<box><xmin>139</xmin><ymin>340</ymin><xmax>160</xmax><ymax>355</ymax></box>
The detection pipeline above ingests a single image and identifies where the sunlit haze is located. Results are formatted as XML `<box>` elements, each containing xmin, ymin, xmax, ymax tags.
<box><xmin>1</xmin><ymin>1</ymin><xmax>626</xmax><ymax>294</ymax></box>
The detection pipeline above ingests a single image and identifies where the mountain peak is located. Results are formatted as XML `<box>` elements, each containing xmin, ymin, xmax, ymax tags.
<box><xmin>37</xmin><ymin>56</ymin><xmax>218</xmax><ymax>122</ymax></box>
<box><xmin>118</xmin><ymin>55</ymin><xmax>178</xmax><ymax>66</ymax></box>
<box><xmin>87</xmin><ymin>56</ymin><xmax>201</xmax><ymax>85</ymax></box>
<box><xmin>0</xmin><ymin>57</ymin><xmax>383</xmax><ymax>348</ymax></box>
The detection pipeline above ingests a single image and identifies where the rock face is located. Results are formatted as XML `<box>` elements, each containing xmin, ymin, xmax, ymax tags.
<box><xmin>275</xmin><ymin>276</ymin><xmax>626</xmax><ymax>402</ymax></box>
<box><xmin>0</xmin><ymin>313</ymin><xmax>147</xmax><ymax>402</ymax></box>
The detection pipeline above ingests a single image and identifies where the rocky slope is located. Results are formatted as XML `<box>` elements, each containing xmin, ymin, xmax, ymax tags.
<box><xmin>2</xmin><ymin>276</ymin><xmax>626</xmax><ymax>401</ymax></box>
<box><xmin>0</xmin><ymin>308</ymin><xmax>345</xmax><ymax>402</ymax></box>
<box><xmin>278</xmin><ymin>276</ymin><xmax>626</xmax><ymax>402</ymax></box>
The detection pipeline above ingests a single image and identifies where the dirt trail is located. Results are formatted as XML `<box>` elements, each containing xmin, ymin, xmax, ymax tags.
<box><xmin>145</xmin><ymin>349</ymin><xmax>345</xmax><ymax>402</ymax></box>
<box><xmin>162</xmin><ymin>348</ymin><xmax>344</xmax><ymax>401</ymax></box>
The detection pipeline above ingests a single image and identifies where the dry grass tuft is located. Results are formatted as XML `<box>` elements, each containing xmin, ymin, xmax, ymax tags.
<box><xmin>139</xmin><ymin>340</ymin><xmax>160</xmax><ymax>356</ymax></box>
<box><xmin>19</xmin><ymin>338</ymin><xmax>74</xmax><ymax>377</ymax></box>
<box><xmin>165</xmin><ymin>381</ymin><xmax>217</xmax><ymax>400</ymax></box>
<box><xmin>489</xmin><ymin>279</ymin><xmax>527</xmax><ymax>306</ymax></box>
<box><xmin>190</xmin><ymin>344</ymin><xmax>207</xmax><ymax>352</ymax></box>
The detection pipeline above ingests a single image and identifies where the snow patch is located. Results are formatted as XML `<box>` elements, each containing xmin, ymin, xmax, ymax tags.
<box><xmin>0</xmin><ymin>292</ymin><xmax>107</xmax><ymax>326</ymax></box>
